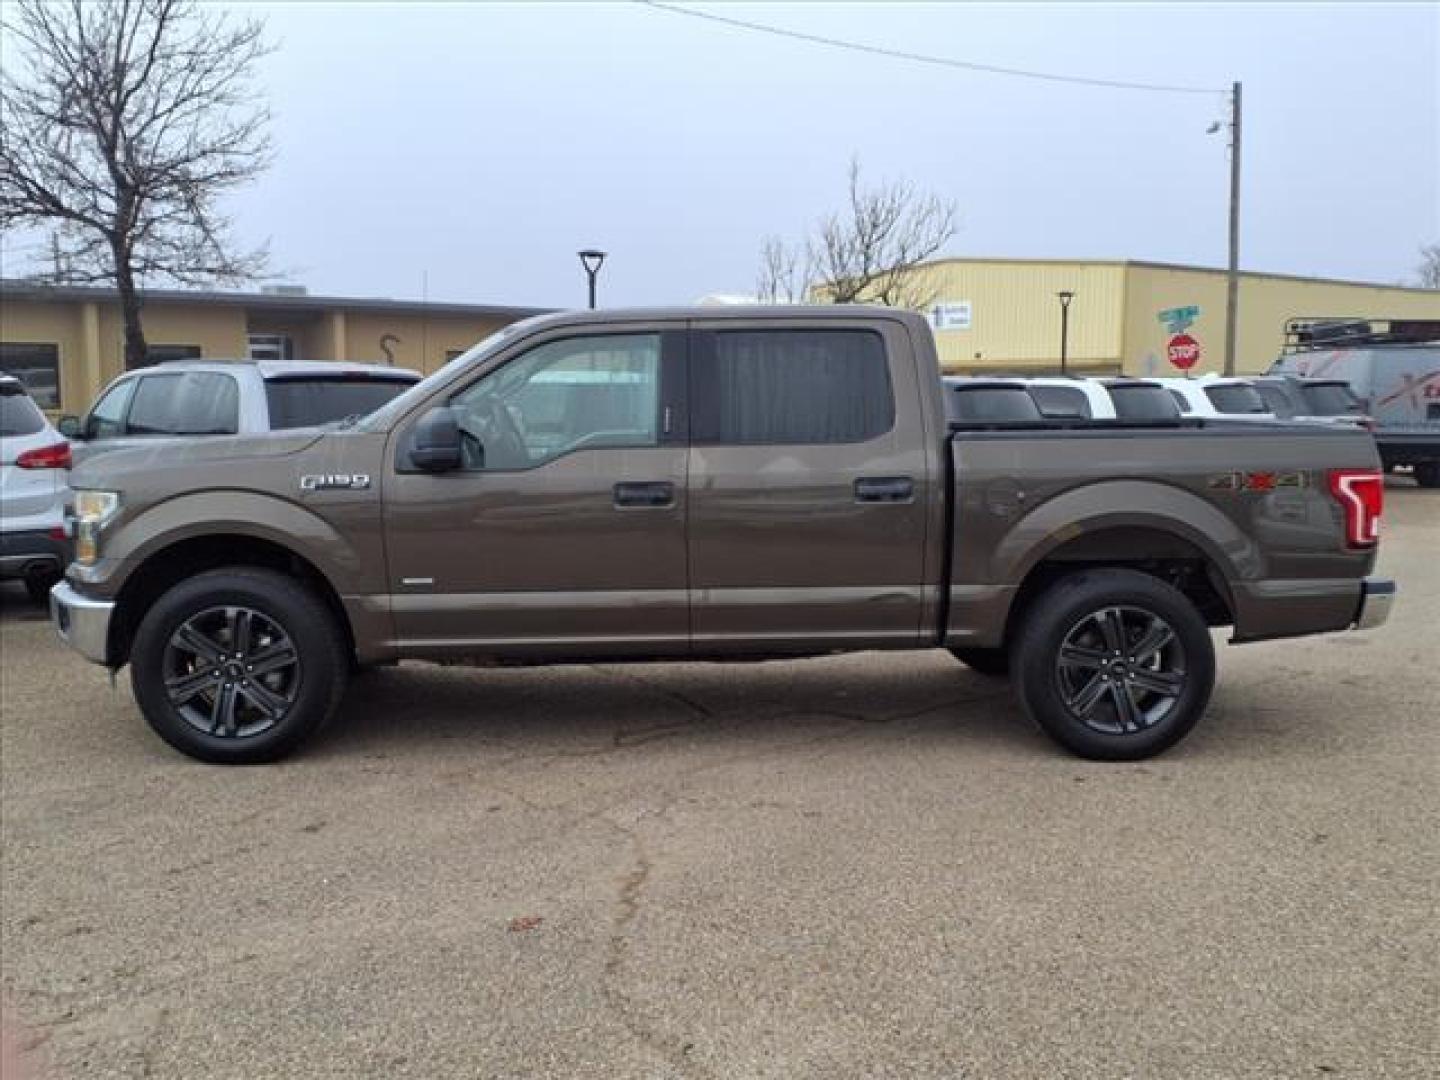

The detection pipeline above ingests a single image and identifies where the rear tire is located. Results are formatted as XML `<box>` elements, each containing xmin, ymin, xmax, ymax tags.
<box><xmin>1414</xmin><ymin>461</ymin><xmax>1439</xmax><ymax>488</ymax></box>
<box><xmin>1012</xmin><ymin>568</ymin><xmax>1215</xmax><ymax>761</ymax></box>
<box><xmin>948</xmin><ymin>646</ymin><xmax>1010</xmax><ymax>678</ymax></box>
<box><xmin>129</xmin><ymin>568</ymin><xmax>349</xmax><ymax>764</ymax></box>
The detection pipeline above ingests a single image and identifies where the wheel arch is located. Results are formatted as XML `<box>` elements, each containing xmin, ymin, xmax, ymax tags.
<box><xmin>108</xmin><ymin>532</ymin><xmax>357</xmax><ymax>668</ymax></box>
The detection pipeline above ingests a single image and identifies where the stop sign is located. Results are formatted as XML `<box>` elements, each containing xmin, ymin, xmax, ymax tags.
<box><xmin>1167</xmin><ymin>333</ymin><xmax>1201</xmax><ymax>371</ymax></box>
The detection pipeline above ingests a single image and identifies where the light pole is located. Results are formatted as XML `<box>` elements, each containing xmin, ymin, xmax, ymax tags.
<box><xmin>1057</xmin><ymin>290</ymin><xmax>1075</xmax><ymax>375</ymax></box>
<box><xmin>578</xmin><ymin>249</ymin><xmax>606</xmax><ymax>310</ymax></box>
<box><xmin>1209</xmin><ymin>81</ymin><xmax>1243</xmax><ymax>375</ymax></box>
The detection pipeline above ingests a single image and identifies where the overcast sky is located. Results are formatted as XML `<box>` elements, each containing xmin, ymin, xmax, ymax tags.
<box><xmin>8</xmin><ymin>2</ymin><xmax>1440</xmax><ymax>308</ymax></box>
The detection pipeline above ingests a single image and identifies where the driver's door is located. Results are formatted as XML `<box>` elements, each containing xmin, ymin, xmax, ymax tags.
<box><xmin>383</xmin><ymin>326</ymin><xmax>689</xmax><ymax>658</ymax></box>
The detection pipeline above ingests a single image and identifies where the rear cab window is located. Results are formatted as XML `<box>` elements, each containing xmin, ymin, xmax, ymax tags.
<box><xmin>1255</xmin><ymin>384</ymin><xmax>1293</xmax><ymax>416</ymax></box>
<box><xmin>265</xmin><ymin>376</ymin><xmax>417</xmax><ymax>430</ymax></box>
<box><xmin>692</xmin><ymin>329</ymin><xmax>893</xmax><ymax>444</ymax></box>
<box><xmin>0</xmin><ymin>382</ymin><xmax>46</xmax><ymax>437</ymax></box>
<box><xmin>1106</xmin><ymin>383</ymin><xmax>1182</xmax><ymax>420</ymax></box>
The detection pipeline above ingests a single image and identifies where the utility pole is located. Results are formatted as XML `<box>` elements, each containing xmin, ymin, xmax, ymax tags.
<box><xmin>1057</xmin><ymin>290</ymin><xmax>1075</xmax><ymax>375</ymax></box>
<box><xmin>1223</xmin><ymin>80</ymin><xmax>1242</xmax><ymax>376</ymax></box>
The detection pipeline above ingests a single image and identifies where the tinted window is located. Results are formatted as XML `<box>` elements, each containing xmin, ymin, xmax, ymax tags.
<box><xmin>265</xmin><ymin>377</ymin><xmax>416</xmax><ymax>430</ymax></box>
<box><xmin>450</xmin><ymin>333</ymin><xmax>660</xmax><ymax>470</ymax></box>
<box><xmin>1205</xmin><ymin>384</ymin><xmax>1268</xmax><ymax>414</ymax></box>
<box><xmin>1168</xmin><ymin>389</ymin><xmax>1191</xmax><ymax>412</ymax></box>
<box><xmin>1256</xmin><ymin>384</ymin><xmax>1293</xmax><ymax>416</ymax></box>
<box><xmin>135</xmin><ymin>344</ymin><xmax>203</xmax><ymax>370</ymax></box>
<box><xmin>0</xmin><ymin>383</ymin><xmax>46</xmax><ymax>437</ymax></box>
<box><xmin>694</xmin><ymin>330</ymin><xmax>893</xmax><ymax>444</ymax></box>
<box><xmin>85</xmin><ymin>379</ymin><xmax>136</xmax><ymax>440</ymax></box>
<box><xmin>1300</xmin><ymin>383</ymin><xmax>1365</xmax><ymax>416</ymax></box>
<box><xmin>1107</xmin><ymin>384</ymin><xmax>1181</xmax><ymax>420</ymax></box>
<box><xmin>949</xmin><ymin>386</ymin><xmax>1042</xmax><ymax>421</ymax></box>
<box><xmin>126</xmin><ymin>373</ymin><xmax>239</xmax><ymax>435</ymax></box>
<box><xmin>0</xmin><ymin>343</ymin><xmax>60</xmax><ymax>409</ymax></box>
<box><xmin>1029</xmin><ymin>385</ymin><xmax>1092</xmax><ymax>418</ymax></box>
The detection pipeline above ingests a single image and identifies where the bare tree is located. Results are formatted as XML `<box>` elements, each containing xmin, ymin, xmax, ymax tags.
<box><xmin>757</xmin><ymin>159</ymin><xmax>957</xmax><ymax>308</ymax></box>
<box><xmin>1</xmin><ymin>0</ymin><xmax>272</xmax><ymax>368</ymax></box>
<box><xmin>1416</xmin><ymin>243</ymin><xmax>1440</xmax><ymax>290</ymax></box>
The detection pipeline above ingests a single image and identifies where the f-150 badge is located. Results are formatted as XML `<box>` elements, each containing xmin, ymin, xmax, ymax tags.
<box><xmin>300</xmin><ymin>473</ymin><xmax>371</xmax><ymax>491</ymax></box>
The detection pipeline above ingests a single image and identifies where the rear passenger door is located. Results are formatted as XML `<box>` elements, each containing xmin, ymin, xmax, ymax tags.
<box><xmin>686</xmin><ymin>320</ymin><xmax>934</xmax><ymax>650</ymax></box>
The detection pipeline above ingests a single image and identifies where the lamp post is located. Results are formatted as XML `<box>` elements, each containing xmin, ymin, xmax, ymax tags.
<box><xmin>578</xmin><ymin>249</ymin><xmax>606</xmax><ymax>310</ymax></box>
<box><xmin>1057</xmin><ymin>290</ymin><xmax>1075</xmax><ymax>375</ymax></box>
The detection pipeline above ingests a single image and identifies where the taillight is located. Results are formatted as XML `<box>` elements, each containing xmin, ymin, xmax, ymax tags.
<box><xmin>1328</xmin><ymin>469</ymin><xmax>1383</xmax><ymax>548</ymax></box>
<box><xmin>15</xmin><ymin>442</ymin><xmax>72</xmax><ymax>470</ymax></box>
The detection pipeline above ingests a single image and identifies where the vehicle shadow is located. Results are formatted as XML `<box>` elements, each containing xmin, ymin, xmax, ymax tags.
<box><xmin>0</xmin><ymin>582</ymin><xmax>50</xmax><ymax>622</ymax></box>
<box><xmin>309</xmin><ymin>655</ymin><xmax>1039</xmax><ymax>763</ymax></box>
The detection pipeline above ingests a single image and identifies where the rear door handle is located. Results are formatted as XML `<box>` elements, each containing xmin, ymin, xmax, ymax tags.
<box><xmin>854</xmin><ymin>476</ymin><xmax>915</xmax><ymax>503</ymax></box>
<box><xmin>613</xmin><ymin>481</ymin><xmax>675</xmax><ymax>508</ymax></box>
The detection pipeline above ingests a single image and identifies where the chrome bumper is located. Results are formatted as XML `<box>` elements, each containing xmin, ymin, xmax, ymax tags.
<box><xmin>50</xmin><ymin>580</ymin><xmax>115</xmax><ymax>665</ymax></box>
<box><xmin>1354</xmin><ymin>578</ymin><xmax>1396</xmax><ymax>631</ymax></box>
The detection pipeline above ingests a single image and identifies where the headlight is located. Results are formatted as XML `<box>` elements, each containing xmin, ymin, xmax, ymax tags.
<box><xmin>72</xmin><ymin>490</ymin><xmax>120</xmax><ymax>565</ymax></box>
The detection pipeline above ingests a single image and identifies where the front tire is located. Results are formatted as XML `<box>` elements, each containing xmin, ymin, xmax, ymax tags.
<box><xmin>1012</xmin><ymin>569</ymin><xmax>1215</xmax><ymax>761</ymax></box>
<box><xmin>130</xmin><ymin>568</ymin><xmax>349</xmax><ymax>764</ymax></box>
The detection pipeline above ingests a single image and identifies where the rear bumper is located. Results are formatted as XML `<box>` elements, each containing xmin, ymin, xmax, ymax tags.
<box><xmin>1354</xmin><ymin>578</ymin><xmax>1395</xmax><ymax>631</ymax></box>
<box><xmin>50</xmin><ymin>581</ymin><xmax>115</xmax><ymax>665</ymax></box>
<box><xmin>0</xmin><ymin>529</ymin><xmax>70</xmax><ymax>580</ymax></box>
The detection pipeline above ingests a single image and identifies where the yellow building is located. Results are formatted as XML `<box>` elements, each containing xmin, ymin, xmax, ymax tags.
<box><xmin>909</xmin><ymin>258</ymin><xmax>1440</xmax><ymax>376</ymax></box>
<box><xmin>0</xmin><ymin>279</ymin><xmax>549</xmax><ymax>413</ymax></box>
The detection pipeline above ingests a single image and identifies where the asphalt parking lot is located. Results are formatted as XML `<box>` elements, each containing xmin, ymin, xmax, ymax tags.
<box><xmin>1</xmin><ymin>481</ymin><xmax>1436</xmax><ymax>1079</ymax></box>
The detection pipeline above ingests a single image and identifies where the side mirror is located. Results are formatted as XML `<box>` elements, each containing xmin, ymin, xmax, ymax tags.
<box><xmin>408</xmin><ymin>406</ymin><xmax>463</xmax><ymax>472</ymax></box>
<box><xmin>57</xmin><ymin>415</ymin><xmax>82</xmax><ymax>438</ymax></box>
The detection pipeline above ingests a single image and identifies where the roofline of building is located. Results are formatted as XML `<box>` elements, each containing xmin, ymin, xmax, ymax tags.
<box><xmin>0</xmin><ymin>278</ymin><xmax>555</xmax><ymax>320</ymax></box>
<box><xmin>917</xmin><ymin>257</ymin><xmax>1437</xmax><ymax>294</ymax></box>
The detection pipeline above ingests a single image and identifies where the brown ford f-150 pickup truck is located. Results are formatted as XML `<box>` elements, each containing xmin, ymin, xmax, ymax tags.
<box><xmin>50</xmin><ymin>307</ymin><xmax>1394</xmax><ymax>764</ymax></box>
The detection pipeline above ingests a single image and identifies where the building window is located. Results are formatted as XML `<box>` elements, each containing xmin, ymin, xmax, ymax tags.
<box><xmin>0</xmin><ymin>343</ymin><xmax>61</xmax><ymax>409</ymax></box>
<box><xmin>247</xmin><ymin>334</ymin><xmax>294</xmax><ymax>362</ymax></box>
<box><xmin>135</xmin><ymin>343</ymin><xmax>203</xmax><ymax>369</ymax></box>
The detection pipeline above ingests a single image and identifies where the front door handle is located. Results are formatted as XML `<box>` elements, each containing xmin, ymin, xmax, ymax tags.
<box><xmin>614</xmin><ymin>481</ymin><xmax>675</xmax><ymax>508</ymax></box>
<box><xmin>854</xmin><ymin>476</ymin><xmax>915</xmax><ymax>503</ymax></box>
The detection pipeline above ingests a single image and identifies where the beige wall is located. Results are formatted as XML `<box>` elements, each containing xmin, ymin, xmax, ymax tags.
<box><xmin>339</xmin><ymin>313</ymin><xmax>510</xmax><ymax>376</ymax></box>
<box><xmin>915</xmin><ymin>260</ymin><xmax>1126</xmax><ymax>373</ymax></box>
<box><xmin>1121</xmin><ymin>267</ymin><xmax>1440</xmax><ymax>376</ymax></box>
<box><xmin>0</xmin><ymin>294</ymin><xmax>523</xmax><ymax>411</ymax></box>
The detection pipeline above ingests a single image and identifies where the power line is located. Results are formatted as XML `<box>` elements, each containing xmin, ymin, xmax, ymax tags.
<box><xmin>639</xmin><ymin>1</ymin><xmax>1219</xmax><ymax>95</ymax></box>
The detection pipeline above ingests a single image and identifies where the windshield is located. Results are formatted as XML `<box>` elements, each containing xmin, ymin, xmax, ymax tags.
<box><xmin>0</xmin><ymin>384</ymin><xmax>46</xmax><ymax>437</ymax></box>
<box><xmin>1107</xmin><ymin>384</ymin><xmax>1181</xmax><ymax>420</ymax></box>
<box><xmin>355</xmin><ymin>320</ymin><xmax>539</xmax><ymax>432</ymax></box>
<box><xmin>265</xmin><ymin>377</ymin><xmax>417</xmax><ymax>430</ymax></box>
<box><xmin>1301</xmin><ymin>382</ymin><xmax>1365</xmax><ymax>415</ymax></box>
<box><xmin>1204</xmin><ymin>383</ymin><xmax>1269</xmax><ymax>414</ymax></box>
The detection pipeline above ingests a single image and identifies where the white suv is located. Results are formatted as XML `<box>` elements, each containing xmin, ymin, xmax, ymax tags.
<box><xmin>0</xmin><ymin>375</ymin><xmax>71</xmax><ymax>602</ymax></box>
<box><xmin>1154</xmin><ymin>375</ymin><xmax>1275</xmax><ymax>421</ymax></box>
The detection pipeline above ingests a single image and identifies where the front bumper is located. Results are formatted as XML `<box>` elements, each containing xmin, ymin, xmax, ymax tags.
<box><xmin>50</xmin><ymin>580</ymin><xmax>115</xmax><ymax>665</ymax></box>
<box><xmin>0</xmin><ymin>529</ymin><xmax>70</xmax><ymax>580</ymax></box>
<box><xmin>1354</xmin><ymin>578</ymin><xmax>1396</xmax><ymax>631</ymax></box>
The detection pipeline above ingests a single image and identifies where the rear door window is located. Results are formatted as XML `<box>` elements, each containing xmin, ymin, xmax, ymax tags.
<box><xmin>1108</xmin><ymin>384</ymin><xmax>1182</xmax><ymax>420</ymax></box>
<box><xmin>692</xmin><ymin>329</ymin><xmax>893</xmax><ymax>444</ymax></box>
<box><xmin>949</xmin><ymin>386</ymin><xmax>1043</xmax><ymax>421</ymax></box>
<box><xmin>0</xmin><ymin>384</ymin><xmax>46</xmax><ymax>437</ymax></box>
<box><xmin>1255</xmin><ymin>384</ymin><xmax>1292</xmax><ymax>416</ymax></box>
<box><xmin>126</xmin><ymin>373</ymin><xmax>239</xmax><ymax>435</ymax></box>
<box><xmin>265</xmin><ymin>377</ymin><xmax>417</xmax><ymax>430</ymax></box>
<box><xmin>1300</xmin><ymin>382</ymin><xmax>1365</xmax><ymax>416</ymax></box>
<box><xmin>1028</xmin><ymin>385</ymin><xmax>1092</xmax><ymax>418</ymax></box>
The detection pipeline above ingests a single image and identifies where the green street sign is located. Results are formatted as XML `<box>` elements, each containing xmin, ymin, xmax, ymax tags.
<box><xmin>1158</xmin><ymin>305</ymin><xmax>1200</xmax><ymax>326</ymax></box>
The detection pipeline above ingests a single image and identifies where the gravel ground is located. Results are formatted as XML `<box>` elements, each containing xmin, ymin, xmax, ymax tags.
<box><xmin>1</xmin><ymin>481</ymin><xmax>1436</xmax><ymax>1079</ymax></box>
